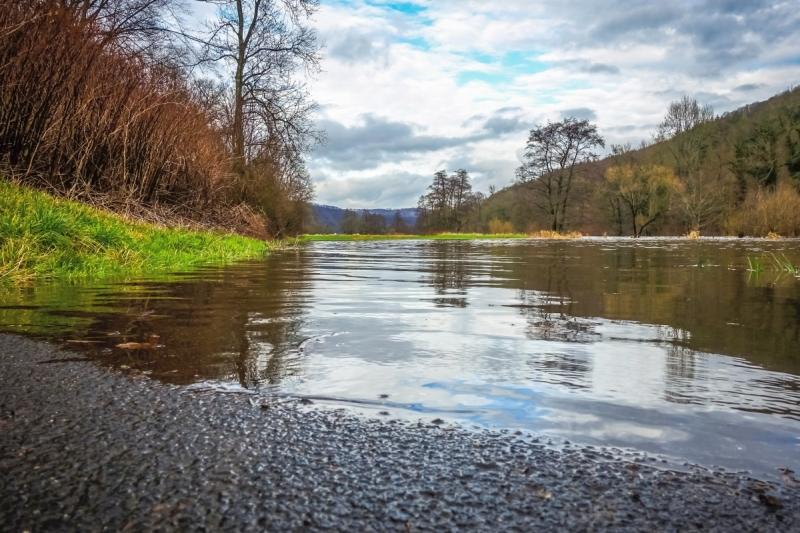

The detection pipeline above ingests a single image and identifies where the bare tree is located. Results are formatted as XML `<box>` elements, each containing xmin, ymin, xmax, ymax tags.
<box><xmin>417</xmin><ymin>169</ymin><xmax>480</xmax><ymax>232</ymax></box>
<box><xmin>655</xmin><ymin>96</ymin><xmax>722</xmax><ymax>231</ymax></box>
<box><xmin>49</xmin><ymin>0</ymin><xmax>181</xmax><ymax>54</ymax></box>
<box><xmin>340</xmin><ymin>209</ymin><xmax>360</xmax><ymax>234</ymax></box>
<box><xmin>417</xmin><ymin>170</ymin><xmax>449</xmax><ymax>230</ymax></box>
<box><xmin>680</xmin><ymin>149</ymin><xmax>733</xmax><ymax>231</ymax></box>
<box><xmin>392</xmin><ymin>211</ymin><xmax>408</xmax><ymax>234</ymax></box>
<box><xmin>656</xmin><ymin>95</ymin><xmax>715</xmax><ymax>141</ymax></box>
<box><xmin>516</xmin><ymin>118</ymin><xmax>604</xmax><ymax>232</ymax></box>
<box><xmin>605</xmin><ymin>163</ymin><xmax>683</xmax><ymax>237</ymax></box>
<box><xmin>602</xmin><ymin>144</ymin><xmax>635</xmax><ymax>235</ymax></box>
<box><xmin>193</xmin><ymin>0</ymin><xmax>320</xmax><ymax>167</ymax></box>
<box><xmin>451</xmin><ymin>169</ymin><xmax>472</xmax><ymax>230</ymax></box>
<box><xmin>655</xmin><ymin>95</ymin><xmax>715</xmax><ymax>180</ymax></box>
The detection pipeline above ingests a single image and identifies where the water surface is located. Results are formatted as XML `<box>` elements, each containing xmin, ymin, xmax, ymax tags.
<box><xmin>2</xmin><ymin>239</ymin><xmax>799</xmax><ymax>475</ymax></box>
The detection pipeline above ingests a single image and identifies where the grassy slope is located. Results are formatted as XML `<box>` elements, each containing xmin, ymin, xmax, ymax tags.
<box><xmin>0</xmin><ymin>181</ymin><xmax>268</xmax><ymax>282</ymax></box>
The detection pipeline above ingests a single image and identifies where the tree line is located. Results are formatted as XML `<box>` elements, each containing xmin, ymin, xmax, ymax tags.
<box><xmin>417</xmin><ymin>90</ymin><xmax>800</xmax><ymax>237</ymax></box>
<box><xmin>416</xmin><ymin>169</ymin><xmax>483</xmax><ymax>233</ymax></box>
<box><xmin>0</xmin><ymin>0</ymin><xmax>320</xmax><ymax>237</ymax></box>
<box><xmin>339</xmin><ymin>210</ymin><xmax>410</xmax><ymax>235</ymax></box>
<box><xmin>314</xmin><ymin>89</ymin><xmax>800</xmax><ymax>238</ymax></box>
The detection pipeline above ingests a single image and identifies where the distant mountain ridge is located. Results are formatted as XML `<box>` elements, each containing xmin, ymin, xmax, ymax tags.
<box><xmin>311</xmin><ymin>204</ymin><xmax>419</xmax><ymax>232</ymax></box>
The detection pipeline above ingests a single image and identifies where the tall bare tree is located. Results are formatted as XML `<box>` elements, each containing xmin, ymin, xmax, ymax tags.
<box><xmin>656</xmin><ymin>95</ymin><xmax>715</xmax><ymax>141</ymax></box>
<box><xmin>417</xmin><ymin>169</ymin><xmax>480</xmax><ymax>232</ymax></box>
<box><xmin>194</xmin><ymin>0</ymin><xmax>320</xmax><ymax>167</ymax></box>
<box><xmin>516</xmin><ymin>118</ymin><xmax>604</xmax><ymax>232</ymax></box>
<box><xmin>655</xmin><ymin>96</ymin><xmax>723</xmax><ymax>231</ymax></box>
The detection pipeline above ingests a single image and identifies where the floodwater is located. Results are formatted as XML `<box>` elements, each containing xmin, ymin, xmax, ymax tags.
<box><xmin>2</xmin><ymin>238</ymin><xmax>800</xmax><ymax>475</ymax></box>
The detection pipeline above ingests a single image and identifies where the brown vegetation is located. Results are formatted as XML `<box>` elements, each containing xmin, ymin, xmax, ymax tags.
<box><xmin>0</xmin><ymin>1</ymin><xmax>317</xmax><ymax>238</ymax></box>
<box><xmin>527</xmin><ymin>230</ymin><xmax>583</xmax><ymax>239</ymax></box>
<box><xmin>725</xmin><ymin>184</ymin><xmax>800</xmax><ymax>238</ymax></box>
<box><xmin>480</xmin><ymin>90</ymin><xmax>800</xmax><ymax>237</ymax></box>
<box><xmin>488</xmin><ymin>218</ymin><xmax>514</xmax><ymax>234</ymax></box>
<box><xmin>604</xmin><ymin>163</ymin><xmax>683</xmax><ymax>238</ymax></box>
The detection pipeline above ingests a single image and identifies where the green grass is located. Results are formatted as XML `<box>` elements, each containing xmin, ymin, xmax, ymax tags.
<box><xmin>0</xmin><ymin>180</ymin><xmax>269</xmax><ymax>283</ymax></box>
<box><xmin>300</xmin><ymin>233</ymin><xmax>529</xmax><ymax>242</ymax></box>
<box><xmin>745</xmin><ymin>253</ymin><xmax>800</xmax><ymax>281</ymax></box>
<box><xmin>746</xmin><ymin>256</ymin><xmax>765</xmax><ymax>274</ymax></box>
<box><xmin>772</xmin><ymin>253</ymin><xmax>800</xmax><ymax>275</ymax></box>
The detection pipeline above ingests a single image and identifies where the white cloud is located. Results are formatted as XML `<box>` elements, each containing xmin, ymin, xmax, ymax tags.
<box><xmin>301</xmin><ymin>0</ymin><xmax>800</xmax><ymax>207</ymax></box>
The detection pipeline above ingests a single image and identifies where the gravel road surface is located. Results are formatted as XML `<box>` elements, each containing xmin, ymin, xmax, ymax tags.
<box><xmin>1</xmin><ymin>334</ymin><xmax>797</xmax><ymax>531</ymax></box>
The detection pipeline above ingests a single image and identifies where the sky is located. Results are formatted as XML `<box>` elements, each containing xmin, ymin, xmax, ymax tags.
<box><xmin>194</xmin><ymin>0</ymin><xmax>800</xmax><ymax>208</ymax></box>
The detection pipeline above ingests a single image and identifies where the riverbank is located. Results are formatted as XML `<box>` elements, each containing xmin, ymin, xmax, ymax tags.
<box><xmin>0</xmin><ymin>181</ymin><xmax>269</xmax><ymax>283</ymax></box>
<box><xmin>300</xmin><ymin>231</ymin><xmax>568</xmax><ymax>242</ymax></box>
<box><xmin>1</xmin><ymin>333</ymin><xmax>797</xmax><ymax>530</ymax></box>
<box><xmin>301</xmin><ymin>232</ymin><xmax>798</xmax><ymax>243</ymax></box>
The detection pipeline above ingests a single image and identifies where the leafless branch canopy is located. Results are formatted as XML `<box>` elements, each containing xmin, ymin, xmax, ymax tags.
<box><xmin>516</xmin><ymin>118</ymin><xmax>605</xmax><ymax>231</ymax></box>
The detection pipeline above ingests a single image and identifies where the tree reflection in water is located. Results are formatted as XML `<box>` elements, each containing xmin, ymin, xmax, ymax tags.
<box><xmin>4</xmin><ymin>239</ymin><xmax>800</xmax><ymax>474</ymax></box>
<box><xmin>425</xmin><ymin>241</ymin><xmax>470</xmax><ymax>308</ymax></box>
<box><xmin>33</xmin><ymin>252</ymin><xmax>313</xmax><ymax>388</ymax></box>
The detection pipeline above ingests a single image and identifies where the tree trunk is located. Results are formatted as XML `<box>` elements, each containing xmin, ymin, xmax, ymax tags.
<box><xmin>630</xmin><ymin>205</ymin><xmax>639</xmax><ymax>237</ymax></box>
<box><xmin>232</xmin><ymin>0</ymin><xmax>246</xmax><ymax>170</ymax></box>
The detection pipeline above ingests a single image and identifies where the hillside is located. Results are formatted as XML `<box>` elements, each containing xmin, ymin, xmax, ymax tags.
<box><xmin>311</xmin><ymin>205</ymin><xmax>419</xmax><ymax>233</ymax></box>
<box><xmin>480</xmin><ymin>86</ymin><xmax>800</xmax><ymax>236</ymax></box>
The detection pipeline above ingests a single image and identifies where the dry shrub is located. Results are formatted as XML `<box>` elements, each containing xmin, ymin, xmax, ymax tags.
<box><xmin>0</xmin><ymin>2</ymin><xmax>230</xmax><ymax>216</ymax></box>
<box><xmin>488</xmin><ymin>218</ymin><xmax>515</xmax><ymax>234</ymax></box>
<box><xmin>529</xmin><ymin>230</ymin><xmax>583</xmax><ymax>239</ymax></box>
<box><xmin>725</xmin><ymin>184</ymin><xmax>800</xmax><ymax>237</ymax></box>
<box><xmin>227</xmin><ymin>156</ymin><xmax>313</xmax><ymax>238</ymax></box>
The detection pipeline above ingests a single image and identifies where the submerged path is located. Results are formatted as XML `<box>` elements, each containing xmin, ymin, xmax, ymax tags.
<box><xmin>1</xmin><ymin>334</ymin><xmax>798</xmax><ymax>531</ymax></box>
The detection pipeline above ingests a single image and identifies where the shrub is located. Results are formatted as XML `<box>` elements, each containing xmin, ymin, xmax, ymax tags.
<box><xmin>725</xmin><ymin>184</ymin><xmax>800</xmax><ymax>237</ymax></box>
<box><xmin>488</xmin><ymin>218</ymin><xmax>515</xmax><ymax>234</ymax></box>
<box><xmin>0</xmin><ymin>2</ymin><xmax>272</xmax><ymax>231</ymax></box>
<box><xmin>528</xmin><ymin>230</ymin><xmax>583</xmax><ymax>239</ymax></box>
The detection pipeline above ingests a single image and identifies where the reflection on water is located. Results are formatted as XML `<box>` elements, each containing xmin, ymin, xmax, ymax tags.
<box><xmin>2</xmin><ymin>239</ymin><xmax>800</xmax><ymax>475</ymax></box>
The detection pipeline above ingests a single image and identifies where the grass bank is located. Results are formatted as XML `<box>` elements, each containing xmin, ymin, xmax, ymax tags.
<box><xmin>0</xmin><ymin>181</ymin><xmax>269</xmax><ymax>283</ymax></box>
<box><xmin>301</xmin><ymin>233</ymin><xmax>530</xmax><ymax>242</ymax></box>
<box><xmin>300</xmin><ymin>231</ymin><xmax>586</xmax><ymax>242</ymax></box>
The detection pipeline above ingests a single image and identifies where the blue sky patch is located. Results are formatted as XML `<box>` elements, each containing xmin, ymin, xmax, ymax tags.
<box><xmin>457</xmin><ymin>52</ymin><xmax>551</xmax><ymax>86</ymax></box>
<box><xmin>365</xmin><ymin>1</ymin><xmax>426</xmax><ymax>16</ymax></box>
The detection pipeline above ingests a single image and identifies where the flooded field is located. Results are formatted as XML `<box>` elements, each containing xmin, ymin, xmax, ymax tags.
<box><xmin>2</xmin><ymin>238</ymin><xmax>799</xmax><ymax>475</ymax></box>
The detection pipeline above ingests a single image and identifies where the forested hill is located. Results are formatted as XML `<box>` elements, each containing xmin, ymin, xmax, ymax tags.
<box><xmin>311</xmin><ymin>205</ymin><xmax>419</xmax><ymax>233</ymax></box>
<box><xmin>480</xmin><ymin>86</ymin><xmax>800</xmax><ymax>237</ymax></box>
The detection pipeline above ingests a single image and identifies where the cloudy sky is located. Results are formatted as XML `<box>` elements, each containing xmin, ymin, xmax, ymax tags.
<box><xmin>196</xmin><ymin>1</ymin><xmax>800</xmax><ymax>208</ymax></box>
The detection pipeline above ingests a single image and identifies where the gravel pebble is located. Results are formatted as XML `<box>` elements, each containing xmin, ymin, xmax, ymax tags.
<box><xmin>1</xmin><ymin>334</ymin><xmax>798</xmax><ymax>531</ymax></box>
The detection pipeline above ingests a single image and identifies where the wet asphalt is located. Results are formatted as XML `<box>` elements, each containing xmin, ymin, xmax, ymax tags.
<box><xmin>1</xmin><ymin>334</ymin><xmax>798</xmax><ymax>532</ymax></box>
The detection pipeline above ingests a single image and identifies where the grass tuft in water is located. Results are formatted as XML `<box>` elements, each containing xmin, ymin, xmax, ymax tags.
<box><xmin>0</xmin><ymin>180</ymin><xmax>269</xmax><ymax>283</ymax></box>
<box><xmin>745</xmin><ymin>253</ymin><xmax>800</xmax><ymax>281</ymax></box>
<box><xmin>746</xmin><ymin>256</ymin><xmax>764</xmax><ymax>274</ymax></box>
<box><xmin>772</xmin><ymin>253</ymin><xmax>800</xmax><ymax>275</ymax></box>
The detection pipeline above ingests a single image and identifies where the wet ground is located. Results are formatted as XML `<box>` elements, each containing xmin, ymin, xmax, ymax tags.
<box><xmin>2</xmin><ymin>239</ymin><xmax>799</xmax><ymax>476</ymax></box>
<box><xmin>2</xmin><ymin>334</ymin><xmax>799</xmax><ymax>531</ymax></box>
